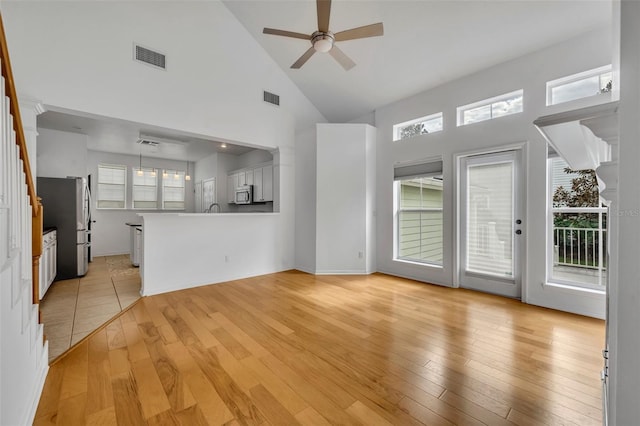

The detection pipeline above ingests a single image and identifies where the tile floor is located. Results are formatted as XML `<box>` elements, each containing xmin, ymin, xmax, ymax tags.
<box><xmin>40</xmin><ymin>254</ymin><xmax>141</xmax><ymax>362</ymax></box>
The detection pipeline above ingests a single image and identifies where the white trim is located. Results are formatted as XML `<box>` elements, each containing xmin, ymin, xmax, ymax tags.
<box><xmin>22</xmin><ymin>345</ymin><xmax>49</xmax><ymax>426</ymax></box>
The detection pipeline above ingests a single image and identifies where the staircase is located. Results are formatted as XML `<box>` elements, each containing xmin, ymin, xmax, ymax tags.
<box><xmin>0</xmin><ymin>11</ymin><xmax>48</xmax><ymax>426</ymax></box>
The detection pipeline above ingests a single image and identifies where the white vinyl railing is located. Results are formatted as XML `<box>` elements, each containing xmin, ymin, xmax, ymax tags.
<box><xmin>554</xmin><ymin>226</ymin><xmax>607</xmax><ymax>270</ymax></box>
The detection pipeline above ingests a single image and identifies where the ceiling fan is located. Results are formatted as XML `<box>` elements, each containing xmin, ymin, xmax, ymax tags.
<box><xmin>263</xmin><ymin>0</ymin><xmax>383</xmax><ymax>70</ymax></box>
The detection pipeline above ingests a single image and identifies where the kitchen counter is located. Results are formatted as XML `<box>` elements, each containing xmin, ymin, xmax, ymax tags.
<box><xmin>137</xmin><ymin>211</ymin><xmax>288</xmax><ymax>296</ymax></box>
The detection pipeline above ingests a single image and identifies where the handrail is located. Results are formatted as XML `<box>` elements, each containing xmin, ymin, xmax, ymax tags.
<box><xmin>0</xmin><ymin>12</ymin><xmax>38</xmax><ymax>217</ymax></box>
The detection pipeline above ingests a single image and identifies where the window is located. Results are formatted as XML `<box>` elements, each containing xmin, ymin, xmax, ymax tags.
<box><xmin>546</xmin><ymin>65</ymin><xmax>612</xmax><ymax>106</ymax></box>
<box><xmin>457</xmin><ymin>90</ymin><xmax>523</xmax><ymax>126</ymax></box>
<box><xmin>393</xmin><ymin>112</ymin><xmax>443</xmax><ymax>141</ymax></box>
<box><xmin>394</xmin><ymin>160</ymin><xmax>443</xmax><ymax>266</ymax></box>
<box><xmin>548</xmin><ymin>157</ymin><xmax>606</xmax><ymax>289</ymax></box>
<box><xmin>162</xmin><ymin>170</ymin><xmax>185</xmax><ymax>210</ymax></box>
<box><xmin>132</xmin><ymin>168</ymin><xmax>158</xmax><ymax>209</ymax></box>
<box><xmin>97</xmin><ymin>164</ymin><xmax>126</xmax><ymax>209</ymax></box>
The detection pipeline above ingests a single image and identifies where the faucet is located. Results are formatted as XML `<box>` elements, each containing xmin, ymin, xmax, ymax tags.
<box><xmin>206</xmin><ymin>203</ymin><xmax>220</xmax><ymax>213</ymax></box>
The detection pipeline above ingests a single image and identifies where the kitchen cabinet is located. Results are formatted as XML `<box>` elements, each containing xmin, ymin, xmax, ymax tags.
<box><xmin>39</xmin><ymin>230</ymin><xmax>57</xmax><ymax>300</ymax></box>
<box><xmin>227</xmin><ymin>162</ymin><xmax>273</xmax><ymax>203</ymax></box>
<box><xmin>227</xmin><ymin>175</ymin><xmax>235</xmax><ymax>203</ymax></box>
<box><xmin>253</xmin><ymin>164</ymin><xmax>273</xmax><ymax>202</ymax></box>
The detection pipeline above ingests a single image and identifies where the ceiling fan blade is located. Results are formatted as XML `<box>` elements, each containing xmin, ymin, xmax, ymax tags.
<box><xmin>317</xmin><ymin>0</ymin><xmax>331</xmax><ymax>33</ymax></box>
<box><xmin>334</xmin><ymin>22</ymin><xmax>384</xmax><ymax>42</ymax></box>
<box><xmin>329</xmin><ymin>45</ymin><xmax>356</xmax><ymax>71</ymax></box>
<box><xmin>263</xmin><ymin>28</ymin><xmax>310</xmax><ymax>40</ymax></box>
<box><xmin>291</xmin><ymin>47</ymin><xmax>316</xmax><ymax>69</ymax></box>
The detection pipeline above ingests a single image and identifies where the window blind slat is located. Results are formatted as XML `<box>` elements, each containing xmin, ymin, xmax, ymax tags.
<box><xmin>394</xmin><ymin>160</ymin><xmax>443</xmax><ymax>180</ymax></box>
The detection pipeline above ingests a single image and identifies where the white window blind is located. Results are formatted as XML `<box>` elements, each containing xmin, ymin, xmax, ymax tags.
<box><xmin>163</xmin><ymin>170</ymin><xmax>185</xmax><ymax>210</ymax></box>
<box><xmin>97</xmin><ymin>164</ymin><xmax>126</xmax><ymax>209</ymax></box>
<box><xmin>133</xmin><ymin>168</ymin><xmax>158</xmax><ymax>209</ymax></box>
<box><xmin>395</xmin><ymin>160</ymin><xmax>443</xmax><ymax>266</ymax></box>
<box><xmin>466</xmin><ymin>161</ymin><xmax>514</xmax><ymax>277</ymax></box>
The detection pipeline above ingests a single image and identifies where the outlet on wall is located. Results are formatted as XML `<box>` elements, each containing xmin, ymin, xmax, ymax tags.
<box><xmin>358</xmin><ymin>251</ymin><xmax>363</xmax><ymax>259</ymax></box>
<box><xmin>225</xmin><ymin>255</ymin><xmax>229</xmax><ymax>262</ymax></box>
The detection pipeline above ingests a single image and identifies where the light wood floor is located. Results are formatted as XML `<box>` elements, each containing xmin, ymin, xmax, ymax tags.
<box><xmin>35</xmin><ymin>271</ymin><xmax>605</xmax><ymax>425</ymax></box>
<box><xmin>40</xmin><ymin>255</ymin><xmax>141</xmax><ymax>361</ymax></box>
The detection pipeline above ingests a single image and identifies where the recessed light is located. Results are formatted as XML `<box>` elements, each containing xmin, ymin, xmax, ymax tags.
<box><xmin>221</xmin><ymin>143</ymin><xmax>227</xmax><ymax>149</ymax></box>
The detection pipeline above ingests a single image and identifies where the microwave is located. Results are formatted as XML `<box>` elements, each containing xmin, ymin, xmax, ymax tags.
<box><xmin>234</xmin><ymin>185</ymin><xmax>253</xmax><ymax>204</ymax></box>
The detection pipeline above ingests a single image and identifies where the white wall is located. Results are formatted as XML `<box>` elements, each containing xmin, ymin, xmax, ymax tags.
<box><xmin>2</xmin><ymin>1</ymin><xmax>325</xmax><ymax>146</ymax></box>
<box><xmin>86</xmin><ymin>150</ymin><xmax>196</xmax><ymax>256</ymax></box>
<box><xmin>316</xmin><ymin>124</ymin><xmax>376</xmax><ymax>274</ymax></box>
<box><xmin>36</xmin><ymin>128</ymin><xmax>87</xmax><ymax>178</ymax></box>
<box><xmin>610</xmin><ymin>1</ymin><xmax>640</xmax><ymax>423</ymax></box>
<box><xmin>236</xmin><ymin>149</ymin><xmax>273</xmax><ymax>170</ymax></box>
<box><xmin>374</xmin><ymin>27</ymin><xmax>611</xmax><ymax>318</ymax></box>
<box><xmin>294</xmin><ymin>127</ymin><xmax>317</xmax><ymax>273</ymax></box>
<box><xmin>194</xmin><ymin>152</ymin><xmax>217</xmax><ymax>184</ymax></box>
<box><xmin>141</xmin><ymin>213</ymin><xmax>284</xmax><ymax>295</ymax></box>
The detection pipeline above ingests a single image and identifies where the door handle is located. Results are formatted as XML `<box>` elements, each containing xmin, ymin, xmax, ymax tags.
<box><xmin>515</xmin><ymin>229</ymin><xmax>522</xmax><ymax>235</ymax></box>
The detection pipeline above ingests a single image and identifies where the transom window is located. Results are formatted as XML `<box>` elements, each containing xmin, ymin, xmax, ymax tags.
<box><xmin>393</xmin><ymin>112</ymin><xmax>443</xmax><ymax>141</ymax></box>
<box><xmin>457</xmin><ymin>89</ymin><xmax>524</xmax><ymax>126</ymax></box>
<box><xmin>97</xmin><ymin>164</ymin><xmax>126</xmax><ymax>209</ymax></box>
<box><xmin>546</xmin><ymin>65</ymin><xmax>612</xmax><ymax>106</ymax></box>
<box><xmin>394</xmin><ymin>160</ymin><xmax>443</xmax><ymax>266</ymax></box>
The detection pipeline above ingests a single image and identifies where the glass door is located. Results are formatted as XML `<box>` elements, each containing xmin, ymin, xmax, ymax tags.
<box><xmin>459</xmin><ymin>150</ymin><xmax>523</xmax><ymax>298</ymax></box>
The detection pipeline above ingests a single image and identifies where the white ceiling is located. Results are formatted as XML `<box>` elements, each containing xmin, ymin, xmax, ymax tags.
<box><xmin>223</xmin><ymin>0</ymin><xmax>612</xmax><ymax>123</ymax></box>
<box><xmin>37</xmin><ymin>110</ymin><xmax>255</xmax><ymax>161</ymax></box>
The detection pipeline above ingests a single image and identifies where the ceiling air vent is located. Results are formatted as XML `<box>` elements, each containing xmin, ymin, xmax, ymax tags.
<box><xmin>134</xmin><ymin>44</ymin><xmax>166</xmax><ymax>70</ymax></box>
<box><xmin>136</xmin><ymin>139</ymin><xmax>160</xmax><ymax>147</ymax></box>
<box><xmin>263</xmin><ymin>91</ymin><xmax>280</xmax><ymax>106</ymax></box>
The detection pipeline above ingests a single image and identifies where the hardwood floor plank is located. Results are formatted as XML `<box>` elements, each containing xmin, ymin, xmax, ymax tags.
<box><xmin>85</xmin><ymin>328</ymin><xmax>115</xmax><ymax>417</ymax></box>
<box><xmin>346</xmin><ymin>400</ymin><xmax>395</xmax><ymax>426</ymax></box>
<box><xmin>164</xmin><ymin>341</ymin><xmax>235</xmax><ymax>425</ymax></box>
<box><xmin>241</xmin><ymin>356</ymin><xmax>308</xmax><ymax>416</ymax></box>
<box><xmin>143</xmin><ymin>327</ymin><xmax>197</xmax><ymax>412</ymax></box>
<box><xmin>35</xmin><ymin>272</ymin><xmax>604</xmax><ymax>426</ymax></box>
<box><xmin>130</xmin><ymin>357</ymin><xmax>172</xmax><ymax>419</ymax></box>
<box><xmin>250</xmin><ymin>384</ymin><xmax>300</xmax><ymax>425</ymax></box>
<box><xmin>187</xmin><ymin>342</ymin><xmax>266</xmax><ymax>424</ymax></box>
<box><xmin>111</xmin><ymin>373</ymin><xmax>146</xmax><ymax>425</ymax></box>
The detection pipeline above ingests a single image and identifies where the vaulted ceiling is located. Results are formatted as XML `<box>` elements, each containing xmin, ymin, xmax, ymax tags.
<box><xmin>224</xmin><ymin>0</ymin><xmax>612</xmax><ymax>122</ymax></box>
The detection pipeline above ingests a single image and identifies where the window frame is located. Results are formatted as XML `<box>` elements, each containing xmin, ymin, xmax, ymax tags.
<box><xmin>392</xmin><ymin>112</ymin><xmax>443</xmax><ymax>141</ymax></box>
<box><xmin>456</xmin><ymin>89</ymin><xmax>524</xmax><ymax>126</ymax></box>
<box><xmin>96</xmin><ymin>163</ymin><xmax>127</xmax><ymax>210</ymax></box>
<box><xmin>546</xmin><ymin>64</ymin><xmax>612</xmax><ymax>106</ymax></box>
<box><xmin>393</xmin><ymin>160</ymin><xmax>444</xmax><ymax>267</ymax></box>
<box><xmin>132</xmin><ymin>167</ymin><xmax>159</xmax><ymax>210</ymax></box>
<box><xmin>546</xmin><ymin>156</ymin><xmax>607</xmax><ymax>291</ymax></box>
<box><xmin>162</xmin><ymin>169</ymin><xmax>186</xmax><ymax>210</ymax></box>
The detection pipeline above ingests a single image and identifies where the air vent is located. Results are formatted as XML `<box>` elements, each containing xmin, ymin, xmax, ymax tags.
<box><xmin>136</xmin><ymin>139</ymin><xmax>160</xmax><ymax>147</ymax></box>
<box><xmin>263</xmin><ymin>91</ymin><xmax>280</xmax><ymax>106</ymax></box>
<box><xmin>134</xmin><ymin>44</ymin><xmax>166</xmax><ymax>70</ymax></box>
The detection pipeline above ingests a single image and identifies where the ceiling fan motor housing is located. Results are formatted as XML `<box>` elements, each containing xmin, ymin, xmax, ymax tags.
<box><xmin>311</xmin><ymin>31</ymin><xmax>335</xmax><ymax>53</ymax></box>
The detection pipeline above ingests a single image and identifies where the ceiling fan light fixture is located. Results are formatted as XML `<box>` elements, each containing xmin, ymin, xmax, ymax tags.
<box><xmin>312</xmin><ymin>31</ymin><xmax>334</xmax><ymax>53</ymax></box>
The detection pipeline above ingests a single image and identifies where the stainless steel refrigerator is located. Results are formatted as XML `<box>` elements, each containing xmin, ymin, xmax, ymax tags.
<box><xmin>37</xmin><ymin>177</ymin><xmax>91</xmax><ymax>279</ymax></box>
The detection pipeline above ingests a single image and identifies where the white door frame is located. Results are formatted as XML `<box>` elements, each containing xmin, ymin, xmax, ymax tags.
<box><xmin>453</xmin><ymin>142</ymin><xmax>527</xmax><ymax>299</ymax></box>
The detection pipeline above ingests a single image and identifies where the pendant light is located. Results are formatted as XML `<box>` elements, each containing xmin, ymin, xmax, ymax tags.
<box><xmin>163</xmin><ymin>170</ymin><xmax>169</xmax><ymax>178</ymax></box>
<box><xmin>185</xmin><ymin>161</ymin><xmax>191</xmax><ymax>181</ymax></box>
<box><xmin>137</xmin><ymin>153</ymin><xmax>144</xmax><ymax>176</ymax></box>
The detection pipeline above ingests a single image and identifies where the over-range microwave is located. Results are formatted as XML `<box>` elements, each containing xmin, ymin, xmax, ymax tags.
<box><xmin>235</xmin><ymin>185</ymin><xmax>253</xmax><ymax>204</ymax></box>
